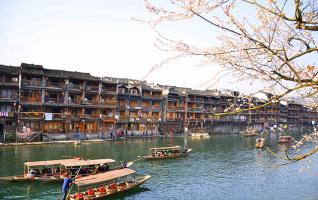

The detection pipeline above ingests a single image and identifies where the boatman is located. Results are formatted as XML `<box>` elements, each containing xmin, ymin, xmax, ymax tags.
<box><xmin>61</xmin><ymin>173</ymin><xmax>73</xmax><ymax>200</ymax></box>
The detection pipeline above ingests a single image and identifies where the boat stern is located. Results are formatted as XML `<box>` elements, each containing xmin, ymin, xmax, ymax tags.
<box><xmin>187</xmin><ymin>149</ymin><xmax>192</xmax><ymax>153</ymax></box>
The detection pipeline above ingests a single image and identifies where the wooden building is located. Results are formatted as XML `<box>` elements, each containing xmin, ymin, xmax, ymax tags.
<box><xmin>0</xmin><ymin>63</ymin><xmax>317</xmax><ymax>141</ymax></box>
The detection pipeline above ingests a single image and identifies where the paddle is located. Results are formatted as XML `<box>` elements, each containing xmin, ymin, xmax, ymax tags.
<box><xmin>126</xmin><ymin>157</ymin><xmax>145</xmax><ymax>167</ymax></box>
<box><xmin>65</xmin><ymin>164</ymin><xmax>84</xmax><ymax>199</ymax></box>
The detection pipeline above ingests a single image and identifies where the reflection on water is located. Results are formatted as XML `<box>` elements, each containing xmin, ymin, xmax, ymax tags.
<box><xmin>0</xmin><ymin>134</ymin><xmax>318</xmax><ymax>200</ymax></box>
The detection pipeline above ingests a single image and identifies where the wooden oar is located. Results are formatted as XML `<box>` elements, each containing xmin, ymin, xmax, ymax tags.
<box><xmin>126</xmin><ymin>157</ymin><xmax>145</xmax><ymax>167</ymax></box>
<box><xmin>65</xmin><ymin>164</ymin><xmax>84</xmax><ymax>199</ymax></box>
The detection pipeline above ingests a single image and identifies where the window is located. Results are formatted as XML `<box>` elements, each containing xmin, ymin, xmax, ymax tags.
<box><xmin>131</xmin><ymin>89</ymin><xmax>138</xmax><ymax>95</ymax></box>
<box><xmin>119</xmin><ymin>88</ymin><xmax>126</xmax><ymax>93</ymax></box>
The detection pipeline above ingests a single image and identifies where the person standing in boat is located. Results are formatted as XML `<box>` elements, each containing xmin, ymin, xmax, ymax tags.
<box><xmin>121</xmin><ymin>161</ymin><xmax>128</xmax><ymax>168</ymax></box>
<box><xmin>61</xmin><ymin>173</ymin><xmax>73</xmax><ymax>200</ymax></box>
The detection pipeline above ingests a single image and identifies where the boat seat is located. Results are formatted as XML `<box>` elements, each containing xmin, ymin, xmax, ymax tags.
<box><xmin>98</xmin><ymin>186</ymin><xmax>107</xmax><ymax>194</ymax></box>
<box><xmin>110</xmin><ymin>183</ymin><xmax>117</xmax><ymax>190</ymax></box>
<box><xmin>73</xmin><ymin>192</ymin><xmax>84</xmax><ymax>200</ymax></box>
<box><xmin>86</xmin><ymin>188</ymin><xmax>96</xmax><ymax>197</ymax></box>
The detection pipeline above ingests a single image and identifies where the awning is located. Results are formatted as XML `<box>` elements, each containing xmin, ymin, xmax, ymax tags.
<box><xmin>60</xmin><ymin>159</ymin><xmax>116</xmax><ymax>167</ymax></box>
<box><xmin>74</xmin><ymin>168</ymin><xmax>136</xmax><ymax>187</ymax></box>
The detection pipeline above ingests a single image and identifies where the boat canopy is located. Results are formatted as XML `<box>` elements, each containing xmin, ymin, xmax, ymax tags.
<box><xmin>150</xmin><ymin>146</ymin><xmax>181</xmax><ymax>151</ymax></box>
<box><xmin>24</xmin><ymin>159</ymin><xmax>75</xmax><ymax>167</ymax></box>
<box><xmin>74</xmin><ymin>168</ymin><xmax>136</xmax><ymax>187</ymax></box>
<box><xmin>60</xmin><ymin>159</ymin><xmax>116</xmax><ymax>167</ymax></box>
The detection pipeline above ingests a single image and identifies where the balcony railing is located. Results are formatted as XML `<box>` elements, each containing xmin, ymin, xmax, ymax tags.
<box><xmin>79</xmin><ymin>100</ymin><xmax>99</xmax><ymax>105</ymax></box>
<box><xmin>167</xmin><ymin>117</ymin><xmax>183</xmax><ymax>121</ymax></box>
<box><xmin>0</xmin><ymin>81</ymin><xmax>19</xmax><ymax>87</ymax></box>
<box><xmin>5</xmin><ymin>125</ymin><xmax>15</xmax><ymax>131</ymax></box>
<box><xmin>19</xmin><ymin>112</ymin><xmax>44</xmax><ymax>119</ymax></box>
<box><xmin>187</xmin><ymin>108</ymin><xmax>204</xmax><ymax>112</ymax></box>
<box><xmin>100</xmin><ymin>101</ymin><xmax>117</xmax><ymax>107</ymax></box>
<box><xmin>0</xmin><ymin>95</ymin><xmax>18</xmax><ymax>99</ymax></box>
<box><xmin>86</xmin><ymin>85</ymin><xmax>99</xmax><ymax>91</ymax></box>
<box><xmin>20</xmin><ymin>97</ymin><xmax>42</xmax><ymax>103</ymax></box>
<box><xmin>68</xmin><ymin>84</ymin><xmax>82</xmax><ymax>90</ymax></box>
<box><xmin>152</xmin><ymin>95</ymin><xmax>162</xmax><ymax>99</ymax></box>
<box><xmin>22</xmin><ymin>80</ymin><xmax>42</xmax><ymax>87</ymax></box>
<box><xmin>51</xmin><ymin>113</ymin><xmax>68</xmax><ymax>119</ymax></box>
<box><xmin>80</xmin><ymin>114</ymin><xmax>100</xmax><ymax>119</ymax></box>
<box><xmin>68</xmin><ymin>99</ymin><xmax>81</xmax><ymax>104</ymax></box>
<box><xmin>101</xmin><ymin>88</ymin><xmax>117</xmax><ymax>94</ymax></box>
<box><xmin>167</xmin><ymin>106</ymin><xmax>184</xmax><ymax>111</ymax></box>
<box><xmin>46</xmin><ymin>82</ymin><xmax>65</xmax><ymax>88</ymax></box>
<box><xmin>142</xmin><ymin>106</ymin><xmax>151</xmax><ymax>111</ymax></box>
<box><xmin>100</xmin><ymin>115</ymin><xmax>115</xmax><ymax>120</ymax></box>
<box><xmin>44</xmin><ymin>98</ymin><xmax>65</xmax><ymax>104</ymax></box>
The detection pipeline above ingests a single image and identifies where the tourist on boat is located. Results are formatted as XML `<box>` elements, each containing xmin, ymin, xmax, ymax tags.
<box><xmin>105</xmin><ymin>163</ymin><xmax>110</xmax><ymax>171</ymax></box>
<box><xmin>27</xmin><ymin>168</ymin><xmax>37</xmax><ymax>178</ymax></box>
<box><xmin>121</xmin><ymin>161</ymin><xmax>128</xmax><ymax>168</ymax></box>
<box><xmin>55</xmin><ymin>167</ymin><xmax>60</xmax><ymax>175</ymax></box>
<box><xmin>61</xmin><ymin>173</ymin><xmax>73</xmax><ymax>200</ymax></box>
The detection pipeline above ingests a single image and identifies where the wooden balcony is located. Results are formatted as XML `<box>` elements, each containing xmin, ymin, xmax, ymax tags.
<box><xmin>85</xmin><ymin>85</ymin><xmax>99</xmax><ymax>92</ymax></box>
<box><xmin>100</xmin><ymin>115</ymin><xmax>116</xmax><ymax>122</ymax></box>
<box><xmin>117</xmin><ymin>116</ymin><xmax>139</xmax><ymax>123</ymax></box>
<box><xmin>51</xmin><ymin>113</ymin><xmax>68</xmax><ymax>120</ymax></box>
<box><xmin>101</xmin><ymin>88</ymin><xmax>117</xmax><ymax>94</ymax></box>
<box><xmin>0</xmin><ymin>95</ymin><xmax>17</xmax><ymax>102</ymax></box>
<box><xmin>142</xmin><ymin>106</ymin><xmax>151</xmax><ymax>112</ymax></box>
<box><xmin>187</xmin><ymin>107</ymin><xmax>204</xmax><ymax>113</ymax></box>
<box><xmin>45</xmin><ymin>81</ymin><xmax>65</xmax><ymax>88</ymax></box>
<box><xmin>20</xmin><ymin>97</ymin><xmax>42</xmax><ymax>104</ymax></box>
<box><xmin>68</xmin><ymin>99</ymin><xmax>81</xmax><ymax>105</ymax></box>
<box><xmin>81</xmin><ymin>114</ymin><xmax>100</xmax><ymax>119</ymax></box>
<box><xmin>100</xmin><ymin>101</ymin><xmax>117</xmax><ymax>108</ymax></box>
<box><xmin>44</xmin><ymin>98</ymin><xmax>65</xmax><ymax>104</ymax></box>
<box><xmin>68</xmin><ymin>84</ymin><xmax>83</xmax><ymax>90</ymax></box>
<box><xmin>19</xmin><ymin>112</ymin><xmax>44</xmax><ymax>119</ymax></box>
<box><xmin>80</xmin><ymin>99</ymin><xmax>99</xmax><ymax>105</ymax></box>
<box><xmin>166</xmin><ymin>117</ymin><xmax>183</xmax><ymax>121</ymax></box>
<box><xmin>22</xmin><ymin>80</ymin><xmax>42</xmax><ymax>87</ymax></box>
<box><xmin>167</xmin><ymin>106</ymin><xmax>184</xmax><ymax>111</ymax></box>
<box><xmin>0</xmin><ymin>81</ymin><xmax>19</xmax><ymax>87</ymax></box>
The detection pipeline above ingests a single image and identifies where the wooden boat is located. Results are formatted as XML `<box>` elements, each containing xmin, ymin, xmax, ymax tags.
<box><xmin>278</xmin><ymin>136</ymin><xmax>294</xmax><ymax>143</ymax></box>
<box><xmin>189</xmin><ymin>132</ymin><xmax>210</xmax><ymax>138</ymax></box>
<box><xmin>68</xmin><ymin>168</ymin><xmax>151</xmax><ymax>200</ymax></box>
<box><xmin>241</xmin><ymin>129</ymin><xmax>257</xmax><ymax>137</ymax></box>
<box><xmin>74</xmin><ymin>140</ymin><xmax>82</xmax><ymax>145</ymax></box>
<box><xmin>255</xmin><ymin>138</ymin><xmax>265</xmax><ymax>148</ymax></box>
<box><xmin>141</xmin><ymin>146</ymin><xmax>192</xmax><ymax>159</ymax></box>
<box><xmin>0</xmin><ymin>158</ymin><xmax>117</xmax><ymax>182</ymax></box>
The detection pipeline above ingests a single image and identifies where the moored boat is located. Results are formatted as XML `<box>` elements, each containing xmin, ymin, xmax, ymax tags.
<box><xmin>0</xmin><ymin>158</ymin><xmax>117</xmax><ymax>182</ymax></box>
<box><xmin>141</xmin><ymin>146</ymin><xmax>192</xmax><ymax>159</ymax></box>
<box><xmin>189</xmin><ymin>132</ymin><xmax>210</xmax><ymax>138</ymax></box>
<box><xmin>241</xmin><ymin>129</ymin><xmax>257</xmax><ymax>137</ymax></box>
<box><xmin>278</xmin><ymin>135</ymin><xmax>294</xmax><ymax>143</ymax></box>
<box><xmin>68</xmin><ymin>168</ymin><xmax>151</xmax><ymax>200</ymax></box>
<box><xmin>255</xmin><ymin>138</ymin><xmax>265</xmax><ymax>148</ymax></box>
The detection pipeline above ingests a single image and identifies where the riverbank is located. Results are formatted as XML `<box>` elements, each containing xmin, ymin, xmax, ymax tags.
<box><xmin>0</xmin><ymin>139</ymin><xmax>106</xmax><ymax>146</ymax></box>
<box><xmin>0</xmin><ymin>135</ymin><xmax>190</xmax><ymax>146</ymax></box>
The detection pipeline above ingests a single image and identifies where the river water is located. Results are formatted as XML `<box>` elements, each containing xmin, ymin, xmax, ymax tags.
<box><xmin>0</xmin><ymin>134</ymin><xmax>318</xmax><ymax>200</ymax></box>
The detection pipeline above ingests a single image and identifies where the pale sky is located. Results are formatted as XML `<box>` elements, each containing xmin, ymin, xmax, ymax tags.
<box><xmin>0</xmin><ymin>0</ymin><xmax>262</xmax><ymax>94</ymax></box>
